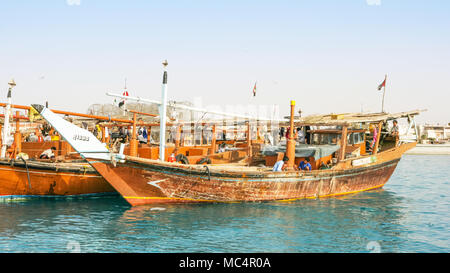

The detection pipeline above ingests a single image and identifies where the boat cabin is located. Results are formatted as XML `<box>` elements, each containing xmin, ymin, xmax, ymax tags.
<box><xmin>262</xmin><ymin>110</ymin><xmax>423</xmax><ymax>171</ymax></box>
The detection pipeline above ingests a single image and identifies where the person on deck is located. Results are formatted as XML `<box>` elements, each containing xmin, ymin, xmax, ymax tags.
<box><xmin>39</xmin><ymin>147</ymin><xmax>56</xmax><ymax>159</ymax></box>
<box><xmin>297</xmin><ymin>127</ymin><xmax>305</xmax><ymax>143</ymax></box>
<box><xmin>279</xmin><ymin>127</ymin><xmax>285</xmax><ymax>141</ymax></box>
<box><xmin>369</xmin><ymin>125</ymin><xmax>378</xmax><ymax>153</ymax></box>
<box><xmin>391</xmin><ymin>120</ymin><xmax>399</xmax><ymax>137</ymax></box>
<box><xmin>43</xmin><ymin>133</ymin><xmax>52</xmax><ymax>142</ymax></box>
<box><xmin>27</xmin><ymin>133</ymin><xmax>38</xmax><ymax>142</ymax></box>
<box><xmin>273</xmin><ymin>156</ymin><xmax>289</xmax><ymax>172</ymax></box>
<box><xmin>390</xmin><ymin>119</ymin><xmax>400</xmax><ymax>146</ymax></box>
<box><xmin>142</xmin><ymin>127</ymin><xmax>148</xmax><ymax>142</ymax></box>
<box><xmin>305</xmin><ymin>126</ymin><xmax>311</xmax><ymax>144</ymax></box>
<box><xmin>137</xmin><ymin>128</ymin><xmax>147</xmax><ymax>144</ymax></box>
<box><xmin>299</xmin><ymin>158</ymin><xmax>312</xmax><ymax>171</ymax></box>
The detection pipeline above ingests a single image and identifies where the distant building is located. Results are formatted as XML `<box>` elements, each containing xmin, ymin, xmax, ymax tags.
<box><xmin>418</xmin><ymin>124</ymin><xmax>450</xmax><ymax>143</ymax></box>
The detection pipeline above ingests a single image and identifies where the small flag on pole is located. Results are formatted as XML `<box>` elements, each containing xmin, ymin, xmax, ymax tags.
<box><xmin>252</xmin><ymin>82</ymin><xmax>257</xmax><ymax>97</ymax></box>
<box><xmin>119</xmin><ymin>89</ymin><xmax>129</xmax><ymax>108</ymax></box>
<box><xmin>119</xmin><ymin>78</ymin><xmax>129</xmax><ymax>108</ymax></box>
<box><xmin>378</xmin><ymin>74</ymin><xmax>388</xmax><ymax>113</ymax></box>
<box><xmin>377</xmin><ymin>77</ymin><xmax>386</xmax><ymax>91</ymax></box>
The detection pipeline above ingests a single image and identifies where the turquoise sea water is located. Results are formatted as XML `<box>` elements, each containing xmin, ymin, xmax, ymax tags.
<box><xmin>0</xmin><ymin>155</ymin><xmax>448</xmax><ymax>253</ymax></box>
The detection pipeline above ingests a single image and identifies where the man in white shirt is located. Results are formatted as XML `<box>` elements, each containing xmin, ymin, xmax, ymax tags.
<box><xmin>297</xmin><ymin>127</ymin><xmax>305</xmax><ymax>143</ymax></box>
<box><xmin>137</xmin><ymin>128</ymin><xmax>147</xmax><ymax>144</ymax></box>
<box><xmin>39</xmin><ymin>147</ymin><xmax>56</xmax><ymax>159</ymax></box>
<box><xmin>43</xmin><ymin>133</ymin><xmax>52</xmax><ymax>142</ymax></box>
<box><xmin>272</xmin><ymin>156</ymin><xmax>289</xmax><ymax>172</ymax></box>
<box><xmin>28</xmin><ymin>133</ymin><xmax>38</xmax><ymax>142</ymax></box>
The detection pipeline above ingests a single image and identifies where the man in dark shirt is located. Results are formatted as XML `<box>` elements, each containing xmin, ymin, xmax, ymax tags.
<box><xmin>299</xmin><ymin>158</ymin><xmax>312</xmax><ymax>171</ymax></box>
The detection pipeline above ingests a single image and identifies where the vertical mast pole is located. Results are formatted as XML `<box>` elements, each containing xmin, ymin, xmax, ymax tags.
<box><xmin>130</xmin><ymin>113</ymin><xmax>138</xmax><ymax>156</ymax></box>
<box><xmin>338</xmin><ymin>125</ymin><xmax>348</xmax><ymax>162</ymax></box>
<box><xmin>381</xmin><ymin>74</ymin><xmax>387</xmax><ymax>113</ymax></box>
<box><xmin>285</xmin><ymin>100</ymin><xmax>296</xmax><ymax>168</ymax></box>
<box><xmin>1</xmin><ymin>79</ymin><xmax>16</xmax><ymax>158</ymax></box>
<box><xmin>159</xmin><ymin>60</ymin><xmax>168</xmax><ymax>161</ymax></box>
<box><xmin>210</xmin><ymin>124</ymin><xmax>216</xmax><ymax>155</ymax></box>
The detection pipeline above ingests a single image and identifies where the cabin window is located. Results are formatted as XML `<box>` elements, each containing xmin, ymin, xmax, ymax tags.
<box><xmin>348</xmin><ymin>132</ymin><xmax>364</xmax><ymax>145</ymax></box>
<box><xmin>312</xmin><ymin>133</ymin><xmax>340</xmax><ymax>145</ymax></box>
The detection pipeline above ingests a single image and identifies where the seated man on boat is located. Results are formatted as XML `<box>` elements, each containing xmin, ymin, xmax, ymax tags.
<box><xmin>299</xmin><ymin>158</ymin><xmax>312</xmax><ymax>171</ymax></box>
<box><xmin>137</xmin><ymin>128</ymin><xmax>147</xmax><ymax>144</ymax></box>
<box><xmin>218</xmin><ymin>142</ymin><xmax>227</xmax><ymax>153</ymax></box>
<box><xmin>26</xmin><ymin>132</ymin><xmax>39</xmax><ymax>142</ymax></box>
<box><xmin>39</xmin><ymin>146</ymin><xmax>56</xmax><ymax>159</ymax></box>
<box><xmin>272</xmin><ymin>156</ymin><xmax>289</xmax><ymax>172</ymax></box>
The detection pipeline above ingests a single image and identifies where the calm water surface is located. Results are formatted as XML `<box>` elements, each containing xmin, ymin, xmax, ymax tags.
<box><xmin>0</xmin><ymin>155</ymin><xmax>448</xmax><ymax>253</ymax></box>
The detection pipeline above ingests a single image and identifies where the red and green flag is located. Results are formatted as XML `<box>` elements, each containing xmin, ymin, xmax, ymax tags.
<box><xmin>377</xmin><ymin>77</ymin><xmax>386</xmax><ymax>91</ymax></box>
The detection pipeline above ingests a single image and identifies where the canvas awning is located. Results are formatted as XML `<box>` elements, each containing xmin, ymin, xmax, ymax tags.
<box><xmin>261</xmin><ymin>144</ymin><xmax>341</xmax><ymax>160</ymax></box>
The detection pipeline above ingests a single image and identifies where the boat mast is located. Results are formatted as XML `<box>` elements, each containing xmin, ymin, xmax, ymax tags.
<box><xmin>381</xmin><ymin>74</ymin><xmax>387</xmax><ymax>113</ymax></box>
<box><xmin>159</xmin><ymin>60</ymin><xmax>168</xmax><ymax>161</ymax></box>
<box><xmin>1</xmin><ymin>79</ymin><xmax>16</xmax><ymax>158</ymax></box>
<box><xmin>285</xmin><ymin>100</ymin><xmax>296</xmax><ymax>168</ymax></box>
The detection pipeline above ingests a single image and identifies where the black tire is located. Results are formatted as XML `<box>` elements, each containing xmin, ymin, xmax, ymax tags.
<box><xmin>197</xmin><ymin>157</ymin><xmax>212</xmax><ymax>165</ymax></box>
<box><xmin>176</xmin><ymin>154</ymin><xmax>189</xmax><ymax>164</ymax></box>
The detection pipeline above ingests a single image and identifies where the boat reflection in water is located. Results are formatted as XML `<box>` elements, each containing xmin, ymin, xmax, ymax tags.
<box><xmin>116</xmin><ymin>188</ymin><xmax>406</xmax><ymax>252</ymax></box>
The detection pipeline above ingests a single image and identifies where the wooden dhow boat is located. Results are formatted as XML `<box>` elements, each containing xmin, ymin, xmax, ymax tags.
<box><xmin>33</xmin><ymin>101</ymin><xmax>422</xmax><ymax>206</ymax></box>
<box><xmin>0</xmin><ymin>102</ymin><xmax>129</xmax><ymax>198</ymax></box>
<box><xmin>0</xmin><ymin>99</ymin><xmax>253</xmax><ymax>198</ymax></box>
<box><xmin>0</xmin><ymin>159</ymin><xmax>114</xmax><ymax>198</ymax></box>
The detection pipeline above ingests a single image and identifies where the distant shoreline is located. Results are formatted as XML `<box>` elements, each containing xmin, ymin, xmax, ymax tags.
<box><xmin>405</xmin><ymin>144</ymin><xmax>450</xmax><ymax>155</ymax></box>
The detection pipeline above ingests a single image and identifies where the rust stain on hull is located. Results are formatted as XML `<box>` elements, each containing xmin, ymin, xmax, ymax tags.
<box><xmin>87</xmin><ymin>142</ymin><xmax>413</xmax><ymax>206</ymax></box>
<box><xmin>91</xmin><ymin>160</ymin><xmax>398</xmax><ymax>206</ymax></box>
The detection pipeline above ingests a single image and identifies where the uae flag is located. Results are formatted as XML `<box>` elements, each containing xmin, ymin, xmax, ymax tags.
<box><xmin>118</xmin><ymin>89</ymin><xmax>129</xmax><ymax>108</ymax></box>
<box><xmin>377</xmin><ymin>77</ymin><xmax>386</xmax><ymax>91</ymax></box>
<box><xmin>252</xmin><ymin>82</ymin><xmax>257</xmax><ymax>97</ymax></box>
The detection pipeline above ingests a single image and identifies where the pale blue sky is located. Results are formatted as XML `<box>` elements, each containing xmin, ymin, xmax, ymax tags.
<box><xmin>0</xmin><ymin>0</ymin><xmax>449</xmax><ymax>123</ymax></box>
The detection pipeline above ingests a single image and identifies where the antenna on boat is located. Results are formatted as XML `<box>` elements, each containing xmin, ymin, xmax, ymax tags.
<box><xmin>159</xmin><ymin>60</ymin><xmax>168</xmax><ymax>161</ymax></box>
<box><xmin>1</xmin><ymin>79</ymin><xmax>17</xmax><ymax>158</ymax></box>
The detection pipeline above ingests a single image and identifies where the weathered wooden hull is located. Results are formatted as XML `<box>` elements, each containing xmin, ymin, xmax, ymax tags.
<box><xmin>0</xmin><ymin>160</ymin><xmax>115</xmax><ymax>198</ymax></box>
<box><xmin>86</xmin><ymin>142</ymin><xmax>416</xmax><ymax>206</ymax></box>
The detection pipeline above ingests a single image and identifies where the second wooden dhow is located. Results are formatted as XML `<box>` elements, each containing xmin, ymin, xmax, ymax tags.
<box><xmin>32</xmin><ymin>103</ymin><xmax>421</xmax><ymax>206</ymax></box>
